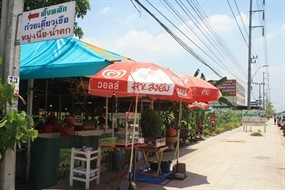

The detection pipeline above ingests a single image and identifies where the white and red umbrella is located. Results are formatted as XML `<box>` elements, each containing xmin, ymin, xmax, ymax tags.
<box><xmin>188</xmin><ymin>102</ymin><xmax>211</xmax><ymax>110</ymax></box>
<box><xmin>89</xmin><ymin>62</ymin><xmax>192</xmax><ymax>101</ymax></box>
<box><xmin>88</xmin><ymin>62</ymin><xmax>192</xmax><ymax>186</ymax></box>
<box><xmin>179</xmin><ymin>74</ymin><xmax>222</xmax><ymax>102</ymax></box>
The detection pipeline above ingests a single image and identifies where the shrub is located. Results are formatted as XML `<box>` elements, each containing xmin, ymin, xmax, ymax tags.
<box><xmin>140</xmin><ymin>108</ymin><xmax>163</xmax><ymax>138</ymax></box>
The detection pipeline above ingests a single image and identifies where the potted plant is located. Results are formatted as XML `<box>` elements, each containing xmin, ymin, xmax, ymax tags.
<box><xmin>140</xmin><ymin>108</ymin><xmax>164</xmax><ymax>147</ymax></box>
<box><xmin>160</xmin><ymin>111</ymin><xmax>178</xmax><ymax>149</ymax></box>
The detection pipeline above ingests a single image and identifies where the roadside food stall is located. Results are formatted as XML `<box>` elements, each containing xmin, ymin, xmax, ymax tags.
<box><xmin>18</xmin><ymin>37</ymin><xmax>134</xmax><ymax>189</ymax></box>
<box><xmin>88</xmin><ymin>61</ymin><xmax>193</xmax><ymax>189</ymax></box>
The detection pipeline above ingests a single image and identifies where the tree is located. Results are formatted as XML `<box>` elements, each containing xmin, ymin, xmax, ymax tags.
<box><xmin>194</xmin><ymin>69</ymin><xmax>234</xmax><ymax>107</ymax></box>
<box><xmin>265</xmin><ymin>101</ymin><xmax>275</xmax><ymax>119</ymax></box>
<box><xmin>0</xmin><ymin>0</ymin><xmax>90</xmax><ymax>39</ymax></box>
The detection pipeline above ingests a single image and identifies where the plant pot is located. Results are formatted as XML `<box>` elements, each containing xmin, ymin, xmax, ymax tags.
<box><xmin>161</xmin><ymin>160</ymin><xmax>172</xmax><ymax>174</ymax></box>
<box><xmin>166</xmin><ymin>136</ymin><xmax>178</xmax><ymax>150</ymax></box>
<box><xmin>148</xmin><ymin>161</ymin><xmax>158</xmax><ymax>171</ymax></box>
<box><xmin>166</xmin><ymin>128</ymin><xmax>177</xmax><ymax>137</ymax></box>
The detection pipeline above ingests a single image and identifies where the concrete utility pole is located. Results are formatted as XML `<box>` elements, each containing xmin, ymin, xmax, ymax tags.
<box><xmin>247</xmin><ymin>0</ymin><xmax>253</xmax><ymax>110</ymax></box>
<box><xmin>0</xmin><ymin>0</ymin><xmax>24</xmax><ymax>189</ymax></box>
<box><xmin>247</xmin><ymin>0</ymin><xmax>265</xmax><ymax>109</ymax></box>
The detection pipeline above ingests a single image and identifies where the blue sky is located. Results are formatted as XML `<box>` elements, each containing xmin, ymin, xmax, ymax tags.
<box><xmin>77</xmin><ymin>0</ymin><xmax>285</xmax><ymax>112</ymax></box>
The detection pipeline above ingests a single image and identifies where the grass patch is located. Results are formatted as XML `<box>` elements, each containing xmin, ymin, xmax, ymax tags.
<box><xmin>251</xmin><ymin>131</ymin><xmax>263</xmax><ymax>136</ymax></box>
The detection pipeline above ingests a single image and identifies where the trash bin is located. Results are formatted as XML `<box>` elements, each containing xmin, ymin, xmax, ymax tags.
<box><xmin>160</xmin><ymin>160</ymin><xmax>172</xmax><ymax>174</ymax></box>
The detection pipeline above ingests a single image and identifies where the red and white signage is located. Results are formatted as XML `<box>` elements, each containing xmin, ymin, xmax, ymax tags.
<box><xmin>211</xmin><ymin>79</ymin><xmax>237</xmax><ymax>96</ymax></box>
<box><xmin>20</xmin><ymin>1</ymin><xmax>75</xmax><ymax>44</ymax></box>
<box><xmin>89</xmin><ymin>62</ymin><xmax>192</xmax><ymax>102</ymax></box>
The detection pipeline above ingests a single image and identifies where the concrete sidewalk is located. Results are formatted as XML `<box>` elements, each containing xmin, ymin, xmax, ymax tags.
<box><xmin>49</xmin><ymin>119</ymin><xmax>285</xmax><ymax>190</ymax></box>
<box><xmin>139</xmin><ymin>118</ymin><xmax>285</xmax><ymax>190</ymax></box>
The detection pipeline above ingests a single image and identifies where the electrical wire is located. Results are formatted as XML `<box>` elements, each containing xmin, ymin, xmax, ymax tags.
<box><xmin>189</xmin><ymin>0</ymin><xmax>247</xmax><ymax>83</ymax></box>
<box><xmin>134</xmin><ymin>0</ymin><xmax>223</xmax><ymax>78</ymax></box>
<box><xmin>132</xmin><ymin>0</ymin><xmax>270</xmax><ymax>101</ymax></box>
<box><xmin>227</xmin><ymin>0</ymin><xmax>249</xmax><ymax>47</ymax></box>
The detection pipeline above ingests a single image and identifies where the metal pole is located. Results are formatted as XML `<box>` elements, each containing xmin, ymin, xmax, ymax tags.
<box><xmin>258</xmin><ymin>83</ymin><xmax>263</xmax><ymax>109</ymax></box>
<box><xmin>263</xmin><ymin>72</ymin><xmax>265</xmax><ymax>109</ymax></box>
<box><xmin>247</xmin><ymin>0</ymin><xmax>253</xmax><ymax>110</ymax></box>
<box><xmin>26</xmin><ymin>79</ymin><xmax>34</xmax><ymax>182</ymax></box>
<box><xmin>45</xmin><ymin>79</ymin><xmax>48</xmax><ymax>122</ymax></box>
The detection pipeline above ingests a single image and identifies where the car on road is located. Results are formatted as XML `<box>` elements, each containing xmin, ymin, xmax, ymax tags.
<box><xmin>277</xmin><ymin>114</ymin><xmax>285</xmax><ymax>127</ymax></box>
<box><xmin>281</xmin><ymin>115</ymin><xmax>285</xmax><ymax>136</ymax></box>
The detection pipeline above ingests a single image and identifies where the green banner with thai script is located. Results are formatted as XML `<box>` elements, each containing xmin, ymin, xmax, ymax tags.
<box><xmin>242</xmin><ymin>110</ymin><xmax>266</xmax><ymax>126</ymax></box>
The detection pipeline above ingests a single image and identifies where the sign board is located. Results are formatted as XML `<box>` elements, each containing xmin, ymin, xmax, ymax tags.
<box><xmin>75</xmin><ymin>115</ymin><xmax>83</xmax><ymax>126</ymax></box>
<box><xmin>242</xmin><ymin>110</ymin><xmax>266</xmax><ymax>126</ymax></box>
<box><xmin>7</xmin><ymin>75</ymin><xmax>20</xmax><ymax>111</ymax></box>
<box><xmin>210</xmin><ymin>79</ymin><xmax>236</xmax><ymax>96</ymax></box>
<box><xmin>20</xmin><ymin>1</ymin><xmax>75</xmax><ymax>44</ymax></box>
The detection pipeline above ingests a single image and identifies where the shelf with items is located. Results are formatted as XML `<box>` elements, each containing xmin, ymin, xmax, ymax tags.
<box><xmin>69</xmin><ymin>147</ymin><xmax>101</xmax><ymax>190</ymax></box>
<box><xmin>112</xmin><ymin>112</ymin><xmax>141</xmax><ymax>147</ymax></box>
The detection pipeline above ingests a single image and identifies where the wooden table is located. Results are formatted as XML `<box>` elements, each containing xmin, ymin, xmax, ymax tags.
<box><xmin>139</xmin><ymin>146</ymin><xmax>169</xmax><ymax>176</ymax></box>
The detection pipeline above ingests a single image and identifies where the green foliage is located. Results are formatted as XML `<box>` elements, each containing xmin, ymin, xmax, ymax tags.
<box><xmin>160</xmin><ymin>110</ymin><xmax>175</xmax><ymax>128</ymax></box>
<box><xmin>0</xmin><ymin>83</ymin><xmax>14</xmax><ymax>108</ymax></box>
<box><xmin>214</xmin><ymin>109</ymin><xmax>242</xmax><ymax>134</ymax></box>
<box><xmin>265</xmin><ymin>101</ymin><xmax>275</xmax><ymax>119</ymax></box>
<box><xmin>23</xmin><ymin>0</ymin><xmax>90</xmax><ymax>39</ymax></box>
<box><xmin>208</xmin><ymin>77</ymin><xmax>227</xmax><ymax>88</ymax></box>
<box><xmin>251</xmin><ymin>131</ymin><xmax>262</xmax><ymax>136</ymax></box>
<box><xmin>193</xmin><ymin>69</ymin><xmax>233</xmax><ymax>108</ymax></box>
<box><xmin>0</xmin><ymin>83</ymin><xmax>38</xmax><ymax>161</ymax></box>
<box><xmin>140</xmin><ymin>109</ymin><xmax>163</xmax><ymax>138</ymax></box>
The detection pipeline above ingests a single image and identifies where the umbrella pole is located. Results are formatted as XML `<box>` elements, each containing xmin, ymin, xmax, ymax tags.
<box><xmin>172</xmin><ymin>100</ymin><xmax>187</xmax><ymax>180</ymax></box>
<box><xmin>105</xmin><ymin>97</ymin><xmax>108</xmax><ymax>134</ymax></box>
<box><xmin>175</xmin><ymin>100</ymin><xmax>182</xmax><ymax>164</ymax></box>
<box><xmin>128</xmin><ymin>94</ymin><xmax>138</xmax><ymax>186</ymax></box>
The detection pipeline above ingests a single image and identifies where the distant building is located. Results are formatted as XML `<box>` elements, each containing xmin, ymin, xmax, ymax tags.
<box><xmin>210</xmin><ymin>79</ymin><xmax>246</xmax><ymax>108</ymax></box>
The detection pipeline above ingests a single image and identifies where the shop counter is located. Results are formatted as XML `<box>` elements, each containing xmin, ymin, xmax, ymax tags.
<box><xmin>30</xmin><ymin>132</ymin><xmax>112</xmax><ymax>190</ymax></box>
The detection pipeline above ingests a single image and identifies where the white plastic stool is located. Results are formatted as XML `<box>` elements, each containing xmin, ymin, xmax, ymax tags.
<box><xmin>69</xmin><ymin>147</ymin><xmax>101</xmax><ymax>190</ymax></box>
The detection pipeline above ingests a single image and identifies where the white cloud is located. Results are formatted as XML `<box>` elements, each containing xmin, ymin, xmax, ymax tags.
<box><xmin>236</xmin><ymin>12</ymin><xmax>249</xmax><ymax>30</ymax></box>
<box><xmin>113</xmin><ymin>30</ymin><xmax>182</xmax><ymax>61</ymax></box>
<box><xmin>100</xmin><ymin>6</ymin><xmax>110</xmax><ymax>14</ymax></box>
<box><xmin>207</xmin><ymin>14</ymin><xmax>235</xmax><ymax>33</ymax></box>
<box><xmin>122</xmin><ymin>14</ymin><xmax>138</xmax><ymax>25</ymax></box>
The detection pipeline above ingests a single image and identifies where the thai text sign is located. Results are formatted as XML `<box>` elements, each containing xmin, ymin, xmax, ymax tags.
<box><xmin>20</xmin><ymin>1</ymin><xmax>75</xmax><ymax>44</ymax></box>
<box><xmin>211</xmin><ymin>79</ymin><xmax>236</xmax><ymax>96</ymax></box>
<box><xmin>242</xmin><ymin>110</ymin><xmax>266</xmax><ymax>126</ymax></box>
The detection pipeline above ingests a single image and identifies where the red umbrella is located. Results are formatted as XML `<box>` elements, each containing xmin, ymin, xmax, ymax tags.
<box><xmin>188</xmin><ymin>102</ymin><xmax>211</xmax><ymax>110</ymax></box>
<box><xmin>179</xmin><ymin>75</ymin><xmax>222</xmax><ymax>102</ymax></box>
<box><xmin>88</xmin><ymin>62</ymin><xmax>192</xmax><ymax>187</ymax></box>
<box><xmin>89</xmin><ymin>62</ymin><xmax>192</xmax><ymax>101</ymax></box>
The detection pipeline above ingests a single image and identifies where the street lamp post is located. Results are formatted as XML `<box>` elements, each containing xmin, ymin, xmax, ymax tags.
<box><xmin>252</xmin><ymin>64</ymin><xmax>269</xmax><ymax>80</ymax></box>
<box><xmin>263</xmin><ymin>72</ymin><xmax>266</xmax><ymax>109</ymax></box>
<box><xmin>252</xmin><ymin>82</ymin><xmax>265</xmax><ymax>109</ymax></box>
<box><xmin>251</xmin><ymin>64</ymin><xmax>268</xmax><ymax>109</ymax></box>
